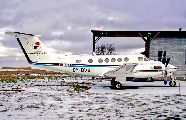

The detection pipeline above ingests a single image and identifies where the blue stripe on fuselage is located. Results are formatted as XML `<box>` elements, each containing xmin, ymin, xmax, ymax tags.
<box><xmin>137</xmin><ymin>70</ymin><xmax>163</xmax><ymax>72</ymax></box>
<box><xmin>31</xmin><ymin>63</ymin><xmax>59</xmax><ymax>66</ymax></box>
<box><xmin>30</xmin><ymin>63</ymin><xmax>120</xmax><ymax>68</ymax></box>
<box><xmin>71</xmin><ymin>64</ymin><xmax>120</xmax><ymax>67</ymax></box>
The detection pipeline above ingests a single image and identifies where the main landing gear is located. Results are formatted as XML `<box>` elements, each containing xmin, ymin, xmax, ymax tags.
<box><xmin>111</xmin><ymin>78</ymin><xmax>122</xmax><ymax>89</ymax></box>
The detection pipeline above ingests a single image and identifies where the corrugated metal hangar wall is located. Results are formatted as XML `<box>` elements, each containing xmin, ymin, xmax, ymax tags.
<box><xmin>150</xmin><ymin>37</ymin><xmax>186</xmax><ymax>77</ymax></box>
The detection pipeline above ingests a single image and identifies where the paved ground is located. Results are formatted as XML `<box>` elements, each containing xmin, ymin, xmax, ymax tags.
<box><xmin>0</xmin><ymin>78</ymin><xmax>186</xmax><ymax>119</ymax></box>
<box><xmin>89</xmin><ymin>80</ymin><xmax>185</xmax><ymax>94</ymax></box>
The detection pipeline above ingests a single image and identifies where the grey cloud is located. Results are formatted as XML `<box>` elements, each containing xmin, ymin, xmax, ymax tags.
<box><xmin>0</xmin><ymin>59</ymin><xmax>29</xmax><ymax>68</ymax></box>
<box><xmin>1</xmin><ymin>0</ymin><xmax>186</xmax><ymax>67</ymax></box>
<box><xmin>48</xmin><ymin>40</ymin><xmax>92</xmax><ymax>55</ymax></box>
<box><xmin>0</xmin><ymin>37</ymin><xmax>20</xmax><ymax>48</ymax></box>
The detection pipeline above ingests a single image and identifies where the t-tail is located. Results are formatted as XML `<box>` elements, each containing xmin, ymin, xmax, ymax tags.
<box><xmin>5</xmin><ymin>32</ymin><xmax>54</xmax><ymax>64</ymax></box>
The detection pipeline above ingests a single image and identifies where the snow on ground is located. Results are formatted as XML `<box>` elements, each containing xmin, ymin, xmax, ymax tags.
<box><xmin>0</xmin><ymin>78</ymin><xmax>186</xmax><ymax>119</ymax></box>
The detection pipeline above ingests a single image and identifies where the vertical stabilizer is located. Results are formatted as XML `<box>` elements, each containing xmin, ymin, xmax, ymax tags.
<box><xmin>5</xmin><ymin>32</ymin><xmax>53</xmax><ymax>63</ymax></box>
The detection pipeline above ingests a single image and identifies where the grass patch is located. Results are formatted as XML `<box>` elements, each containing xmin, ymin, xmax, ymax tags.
<box><xmin>115</xmin><ymin>109</ymin><xmax>120</xmax><ymax>112</ymax></box>
<box><xmin>55</xmin><ymin>97</ymin><xmax>62</xmax><ymax>101</ymax></box>
<box><xmin>174</xmin><ymin>101</ymin><xmax>183</xmax><ymax>104</ymax></box>
<box><xmin>0</xmin><ymin>109</ymin><xmax>8</xmax><ymax>112</ymax></box>
<box><xmin>25</xmin><ymin>76</ymin><xmax>38</xmax><ymax>79</ymax></box>
<box><xmin>78</xmin><ymin>109</ymin><xmax>83</xmax><ymax>112</ymax></box>
<box><xmin>163</xmin><ymin>109</ymin><xmax>169</xmax><ymax>113</ymax></box>
<box><xmin>0</xmin><ymin>75</ymin><xmax>85</xmax><ymax>83</ymax></box>
<box><xmin>152</xmin><ymin>100</ymin><xmax>164</xmax><ymax>103</ymax></box>
<box><xmin>166</xmin><ymin>114</ymin><xmax>181</xmax><ymax>119</ymax></box>
<box><xmin>87</xmin><ymin>113</ymin><xmax>93</xmax><ymax>116</ymax></box>
<box><xmin>49</xmin><ymin>104</ymin><xmax>55</xmax><ymax>107</ymax></box>
<box><xmin>0</xmin><ymin>78</ymin><xmax>18</xmax><ymax>83</ymax></box>
<box><xmin>113</xmin><ymin>98</ymin><xmax>123</xmax><ymax>101</ymax></box>
<box><xmin>99</xmin><ymin>107</ymin><xmax>105</xmax><ymax>110</ymax></box>
<box><xmin>73</xmin><ymin>85</ymin><xmax>91</xmax><ymax>92</ymax></box>
<box><xmin>157</xmin><ymin>114</ymin><xmax>167</xmax><ymax>117</ymax></box>
<box><xmin>26</xmin><ymin>105</ymin><xmax>39</xmax><ymax>109</ymax></box>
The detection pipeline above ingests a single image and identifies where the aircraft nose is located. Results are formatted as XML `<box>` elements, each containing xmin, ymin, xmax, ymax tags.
<box><xmin>170</xmin><ymin>65</ymin><xmax>177</xmax><ymax>70</ymax></box>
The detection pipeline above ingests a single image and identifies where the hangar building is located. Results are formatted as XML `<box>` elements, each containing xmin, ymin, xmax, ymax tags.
<box><xmin>91</xmin><ymin>29</ymin><xmax>186</xmax><ymax>78</ymax></box>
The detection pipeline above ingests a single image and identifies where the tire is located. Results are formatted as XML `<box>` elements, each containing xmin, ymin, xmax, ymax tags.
<box><xmin>169</xmin><ymin>81</ymin><xmax>176</xmax><ymax>87</ymax></box>
<box><xmin>115</xmin><ymin>82</ymin><xmax>122</xmax><ymax>89</ymax></box>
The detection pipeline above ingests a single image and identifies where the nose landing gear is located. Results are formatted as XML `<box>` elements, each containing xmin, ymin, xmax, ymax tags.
<box><xmin>168</xmin><ymin>75</ymin><xmax>176</xmax><ymax>87</ymax></box>
<box><xmin>169</xmin><ymin>81</ymin><xmax>176</xmax><ymax>87</ymax></box>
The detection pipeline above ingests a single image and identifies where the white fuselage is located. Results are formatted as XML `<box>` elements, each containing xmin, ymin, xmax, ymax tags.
<box><xmin>30</xmin><ymin>54</ymin><xmax>177</xmax><ymax>81</ymax></box>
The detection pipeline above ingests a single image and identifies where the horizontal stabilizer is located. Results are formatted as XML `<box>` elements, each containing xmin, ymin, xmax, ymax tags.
<box><xmin>5</xmin><ymin>32</ymin><xmax>40</xmax><ymax>38</ymax></box>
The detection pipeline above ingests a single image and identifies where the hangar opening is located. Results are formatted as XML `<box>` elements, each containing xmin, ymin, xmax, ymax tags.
<box><xmin>93</xmin><ymin>37</ymin><xmax>145</xmax><ymax>55</ymax></box>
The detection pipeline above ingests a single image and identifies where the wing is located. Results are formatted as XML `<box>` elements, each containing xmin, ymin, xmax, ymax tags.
<box><xmin>104</xmin><ymin>63</ymin><xmax>137</xmax><ymax>78</ymax></box>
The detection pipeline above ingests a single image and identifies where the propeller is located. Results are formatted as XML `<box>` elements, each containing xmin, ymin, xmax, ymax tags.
<box><xmin>164</xmin><ymin>58</ymin><xmax>170</xmax><ymax>85</ymax></box>
<box><xmin>158</xmin><ymin>51</ymin><xmax>170</xmax><ymax>85</ymax></box>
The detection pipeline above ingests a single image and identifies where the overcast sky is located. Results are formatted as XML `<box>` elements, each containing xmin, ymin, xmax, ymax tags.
<box><xmin>0</xmin><ymin>0</ymin><xmax>186</xmax><ymax>68</ymax></box>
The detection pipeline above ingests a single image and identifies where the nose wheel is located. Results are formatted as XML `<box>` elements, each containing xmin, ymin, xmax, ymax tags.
<box><xmin>169</xmin><ymin>81</ymin><xmax>176</xmax><ymax>87</ymax></box>
<box><xmin>111</xmin><ymin>78</ymin><xmax>122</xmax><ymax>89</ymax></box>
<box><xmin>168</xmin><ymin>75</ymin><xmax>176</xmax><ymax>87</ymax></box>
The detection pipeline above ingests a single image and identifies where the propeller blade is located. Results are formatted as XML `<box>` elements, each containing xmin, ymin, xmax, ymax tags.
<box><xmin>162</xmin><ymin>51</ymin><xmax>166</xmax><ymax>64</ymax></box>
<box><xmin>165</xmin><ymin>58</ymin><xmax>170</xmax><ymax>67</ymax></box>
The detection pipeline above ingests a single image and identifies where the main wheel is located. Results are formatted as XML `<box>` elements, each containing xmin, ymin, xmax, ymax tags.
<box><xmin>115</xmin><ymin>82</ymin><xmax>122</xmax><ymax>89</ymax></box>
<box><xmin>169</xmin><ymin>81</ymin><xmax>176</xmax><ymax>87</ymax></box>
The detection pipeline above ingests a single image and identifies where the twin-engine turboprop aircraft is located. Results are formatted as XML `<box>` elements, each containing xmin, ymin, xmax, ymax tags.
<box><xmin>5</xmin><ymin>32</ymin><xmax>177</xmax><ymax>89</ymax></box>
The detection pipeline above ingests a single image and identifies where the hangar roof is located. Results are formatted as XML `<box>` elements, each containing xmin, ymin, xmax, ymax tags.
<box><xmin>91</xmin><ymin>30</ymin><xmax>186</xmax><ymax>38</ymax></box>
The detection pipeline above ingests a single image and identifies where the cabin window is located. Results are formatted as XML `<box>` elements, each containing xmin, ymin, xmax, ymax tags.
<box><xmin>117</xmin><ymin>58</ymin><xmax>122</xmax><ymax>62</ymax></box>
<box><xmin>88</xmin><ymin>59</ymin><xmax>93</xmax><ymax>63</ymax></box>
<box><xmin>138</xmin><ymin>57</ymin><xmax>143</xmax><ymax>61</ymax></box>
<box><xmin>124</xmin><ymin>57</ymin><xmax>129</xmax><ymax>62</ymax></box>
<box><xmin>105</xmin><ymin>58</ymin><xmax>109</xmax><ymax>63</ymax></box>
<box><xmin>111</xmin><ymin>58</ymin><xmax>116</xmax><ymax>62</ymax></box>
<box><xmin>76</xmin><ymin>60</ymin><xmax>81</xmax><ymax>63</ymax></box>
<box><xmin>98</xmin><ymin>58</ymin><xmax>103</xmax><ymax>63</ymax></box>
